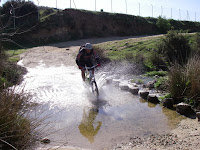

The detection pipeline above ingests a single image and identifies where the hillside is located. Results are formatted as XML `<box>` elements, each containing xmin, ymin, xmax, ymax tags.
<box><xmin>12</xmin><ymin>8</ymin><xmax>200</xmax><ymax>46</ymax></box>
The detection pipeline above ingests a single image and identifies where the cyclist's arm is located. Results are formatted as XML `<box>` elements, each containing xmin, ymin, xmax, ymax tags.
<box><xmin>77</xmin><ymin>53</ymin><xmax>81</xmax><ymax>61</ymax></box>
<box><xmin>77</xmin><ymin>49</ymin><xmax>84</xmax><ymax>61</ymax></box>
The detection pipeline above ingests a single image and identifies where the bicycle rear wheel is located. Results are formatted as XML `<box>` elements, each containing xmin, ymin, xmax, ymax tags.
<box><xmin>91</xmin><ymin>80</ymin><xmax>99</xmax><ymax>97</ymax></box>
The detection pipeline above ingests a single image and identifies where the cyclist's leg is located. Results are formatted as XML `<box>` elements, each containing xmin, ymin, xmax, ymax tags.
<box><xmin>79</xmin><ymin>61</ymin><xmax>86</xmax><ymax>81</ymax></box>
<box><xmin>81</xmin><ymin>69</ymin><xmax>85</xmax><ymax>81</ymax></box>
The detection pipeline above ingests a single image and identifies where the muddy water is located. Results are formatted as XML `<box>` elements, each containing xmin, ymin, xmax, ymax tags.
<box><xmin>18</xmin><ymin>61</ymin><xmax>184</xmax><ymax>150</ymax></box>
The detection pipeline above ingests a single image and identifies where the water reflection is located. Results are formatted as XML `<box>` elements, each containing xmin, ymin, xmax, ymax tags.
<box><xmin>139</xmin><ymin>98</ymin><xmax>156</xmax><ymax>108</ymax></box>
<box><xmin>162</xmin><ymin>107</ymin><xmax>185</xmax><ymax>128</ymax></box>
<box><xmin>148</xmin><ymin>102</ymin><xmax>156</xmax><ymax>108</ymax></box>
<box><xmin>79</xmin><ymin>107</ymin><xmax>102</xmax><ymax>143</ymax></box>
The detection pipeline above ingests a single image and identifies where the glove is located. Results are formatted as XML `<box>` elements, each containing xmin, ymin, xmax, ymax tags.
<box><xmin>97</xmin><ymin>64</ymin><xmax>101</xmax><ymax>67</ymax></box>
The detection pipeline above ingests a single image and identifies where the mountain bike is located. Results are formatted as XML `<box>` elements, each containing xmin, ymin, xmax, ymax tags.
<box><xmin>84</xmin><ymin>65</ymin><xmax>99</xmax><ymax>98</ymax></box>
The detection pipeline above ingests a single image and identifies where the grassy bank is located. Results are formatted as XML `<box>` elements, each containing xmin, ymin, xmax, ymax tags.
<box><xmin>94</xmin><ymin>35</ymin><xmax>164</xmax><ymax>71</ymax></box>
<box><xmin>94</xmin><ymin>31</ymin><xmax>200</xmax><ymax>109</ymax></box>
<box><xmin>0</xmin><ymin>47</ymin><xmax>40</xmax><ymax>149</ymax></box>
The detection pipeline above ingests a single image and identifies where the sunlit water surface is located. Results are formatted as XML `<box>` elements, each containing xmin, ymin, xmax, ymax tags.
<box><xmin>17</xmin><ymin>61</ymin><xmax>185</xmax><ymax>150</ymax></box>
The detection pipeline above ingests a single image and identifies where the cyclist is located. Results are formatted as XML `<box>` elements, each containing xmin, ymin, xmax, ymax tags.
<box><xmin>76</xmin><ymin>43</ymin><xmax>100</xmax><ymax>81</ymax></box>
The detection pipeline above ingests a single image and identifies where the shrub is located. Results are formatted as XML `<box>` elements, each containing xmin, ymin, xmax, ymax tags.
<box><xmin>134</xmin><ymin>52</ymin><xmax>145</xmax><ymax>64</ymax></box>
<box><xmin>156</xmin><ymin>16</ymin><xmax>171</xmax><ymax>34</ymax></box>
<box><xmin>147</xmin><ymin>51</ymin><xmax>167</xmax><ymax>70</ymax></box>
<box><xmin>0</xmin><ymin>88</ymin><xmax>37</xmax><ymax>149</ymax></box>
<box><xmin>168</xmin><ymin>55</ymin><xmax>200</xmax><ymax>107</ymax></box>
<box><xmin>154</xmin><ymin>76</ymin><xmax>168</xmax><ymax>91</ymax></box>
<box><xmin>193</xmin><ymin>32</ymin><xmax>200</xmax><ymax>53</ymax></box>
<box><xmin>157</xmin><ymin>30</ymin><xmax>191</xmax><ymax>65</ymax></box>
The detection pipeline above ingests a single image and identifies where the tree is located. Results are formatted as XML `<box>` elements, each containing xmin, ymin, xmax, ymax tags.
<box><xmin>0</xmin><ymin>0</ymin><xmax>38</xmax><ymax>48</ymax></box>
<box><xmin>156</xmin><ymin>16</ymin><xmax>171</xmax><ymax>34</ymax></box>
<box><xmin>1</xmin><ymin>0</ymin><xmax>38</xmax><ymax>29</ymax></box>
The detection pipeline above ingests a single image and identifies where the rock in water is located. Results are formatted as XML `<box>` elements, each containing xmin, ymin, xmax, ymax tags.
<box><xmin>147</xmin><ymin>94</ymin><xmax>160</xmax><ymax>104</ymax></box>
<box><xmin>176</xmin><ymin>103</ymin><xmax>195</xmax><ymax>117</ymax></box>
<box><xmin>163</xmin><ymin>98</ymin><xmax>174</xmax><ymax>109</ymax></box>
<box><xmin>139</xmin><ymin>91</ymin><xmax>149</xmax><ymax>100</ymax></box>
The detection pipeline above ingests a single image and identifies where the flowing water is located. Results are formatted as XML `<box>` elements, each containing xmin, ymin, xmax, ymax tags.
<box><xmin>17</xmin><ymin>61</ymin><xmax>185</xmax><ymax>150</ymax></box>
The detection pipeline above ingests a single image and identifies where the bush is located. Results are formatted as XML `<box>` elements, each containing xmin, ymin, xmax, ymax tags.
<box><xmin>156</xmin><ymin>16</ymin><xmax>171</xmax><ymax>33</ymax></box>
<box><xmin>168</xmin><ymin>55</ymin><xmax>200</xmax><ymax>107</ymax></box>
<box><xmin>0</xmin><ymin>88</ymin><xmax>37</xmax><ymax>149</ymax></box>
<box><xmin>154</xmin><ymin>76</ymin><xmax>168</xmax><ymax>91</ymax></box>
<box><xmin>146</xmin><ymin>51</ymin><xmax>167</xmax><ymax>71</ymax></box>
<box><xmin>157</xmin><ymin>30</ymin><xmax>191</xmax><ymax>65</ymax></box>
<box><xmin>168</xmin><ymin>63</ymin><xmax>188</xmax><ymax>103</ymax></box>
<box><xmin>193</xmin><ymin>32</ymin><xmax>200</xmax><ymax>54</ymax></box>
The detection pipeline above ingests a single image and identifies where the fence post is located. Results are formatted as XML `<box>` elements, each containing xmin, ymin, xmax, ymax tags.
<box><xmin>111</xmin><ymin>0</ymin><xmax>112</xmax><ymax>12</ymax></box>
<box><xmin>95</xmin><ymin>0</ymin><xmax>96</xmax><ymax>11</ymax></box>
<box><xmin>151</xmin><ymin>4</ymin><xmax>153</xmax><ymax>17</ymax></box>
<box><xmin>138</xmin><ymin>2</ymin><xmax>140</xmax><ymax>16</ymax></box>
<box><xmin>125</xmin><ymin>0</ymin><xmax>127</xmax><ymax>14</ymax></box>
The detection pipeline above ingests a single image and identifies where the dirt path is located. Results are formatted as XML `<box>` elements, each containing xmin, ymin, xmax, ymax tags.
<box><xmin>20</xmin><ymin>35</ymin><xmax>200</xmax><ymax>150</ymax></box>
<box><xmin>20</xmin><ymin>35</ymin><xmax>163</xmax><ymax>68</ymax></box>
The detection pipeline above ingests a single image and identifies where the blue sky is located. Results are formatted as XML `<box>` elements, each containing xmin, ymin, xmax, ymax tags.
<box><xmin>1</xmin><ymin>0</ymin><xmax>200</xmax><ymax>21</ymax></box>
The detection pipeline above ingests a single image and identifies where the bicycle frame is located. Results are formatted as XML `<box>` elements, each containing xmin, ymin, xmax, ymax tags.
<box><xmin>84</xmin><ymin>65</ymin><xmax>97</xmax><ymax>84</ymax></box>
<box><xmin>84</xmin><ymin>65</ymin><xmax>99</xmax><ymax>97</ymax></box>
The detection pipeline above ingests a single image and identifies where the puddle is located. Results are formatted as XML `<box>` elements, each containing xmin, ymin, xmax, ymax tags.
<box><xmin>17</xmin><ymin>61</ymin><xmax>185</xmax><ymax>150</ymax></box>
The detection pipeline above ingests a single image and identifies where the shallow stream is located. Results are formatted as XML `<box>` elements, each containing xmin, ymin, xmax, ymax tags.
<box><xmin>17</xmin><ymin>61</ymin><xmax>185</xmax><ymax>150</ymax></box>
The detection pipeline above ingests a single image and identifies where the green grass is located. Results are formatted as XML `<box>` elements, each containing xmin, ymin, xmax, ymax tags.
<box><xmin>6</xmin><ymin>49</ymin><xmax>27</xmax><ymax>63</ymax></box>
<box><xmin>95</xmin><ymin>33</ymin><xmax>198</xmax><ymax>72</ymax></box>
<box><xmin>131</xmin><ymin>79</ymin><xmax>144</xmax><ymax>84</ymax></box>
<box><xmin>95</xmin><ymin>37</ymin><xmax>161</xmax><ymax>61</ymax></box>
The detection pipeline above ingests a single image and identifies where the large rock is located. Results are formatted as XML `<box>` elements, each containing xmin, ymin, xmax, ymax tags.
<box><xmin>176</xmin><ymin>103</ymin><xmax>195</xmax><ymax>117</ymax></box>
<box><xmin>129</xmin><ymin>86</ymin><xmax>139</xmax><ymax>95</ymax></box>
<box><xmin>139</xmin><ymin>91</ymin><xmax>149</xmax><ymax>100</ymax></box>
<box><xmin>147</xmin><ymin>94</ymin><xmax>160</xmax><ymax>104</ymax></box>
<box><xmin>163</xmin><ymin>98</ymin><xmax>174</xmax><ymax>109</ymax></box>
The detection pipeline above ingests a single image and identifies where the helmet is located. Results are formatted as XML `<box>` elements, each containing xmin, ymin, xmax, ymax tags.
<box><xmin>85</xmin><ymin>43</ymin><xmax>92</xmax><ymax>50</ymax></box>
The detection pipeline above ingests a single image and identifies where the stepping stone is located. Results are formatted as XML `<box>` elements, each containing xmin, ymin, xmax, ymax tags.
<box><xmin>163</xmin><ymin>98</ymin><xmax>174</xmax><ymax>109</ymax></box>
<box><xmin>119</xmin><ymin>83</ymin><xmax>129</xmax><ymax>91</ymax></box>
<box><xmin>129</xmin><ymin>86</ymin><xmax>139</xmax><ymax>95</ymax></box>
<box><xmin>176</xmin><ymin>103</ymin><xmax>195</xmax><ymax>117</ymax></box>
<box><xmin>147</xmin><ymin>94</ymin><xmax>160</xmax><ymax>104</ymax></box>
<box><xmin>139</xmin><ymin>91</ymin><xmax>149</xmax><ymax>100</ymax></box>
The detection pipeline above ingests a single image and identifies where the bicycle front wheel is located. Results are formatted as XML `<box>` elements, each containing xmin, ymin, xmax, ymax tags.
<box><xmin>91</xmin><ymin>81</ymin><xmax>99</xmax><ymax>97</ymax></box>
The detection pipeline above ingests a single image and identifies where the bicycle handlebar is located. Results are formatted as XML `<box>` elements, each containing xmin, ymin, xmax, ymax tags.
<box><xmin>84</xmin><ymin>64</ymin><xmax>98</xmax><ymax>70</ymax></box>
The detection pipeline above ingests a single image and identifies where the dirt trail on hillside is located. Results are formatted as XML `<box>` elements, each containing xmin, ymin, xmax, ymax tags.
<box><xmin>20</xmin><ymin>35</ymin><xmax>163</xmax><ymax>68</ymax></box>
<box><xmin>20</xmin><ymin>35</ymin><xmax>200</xmax><ymax>150</ymax></box>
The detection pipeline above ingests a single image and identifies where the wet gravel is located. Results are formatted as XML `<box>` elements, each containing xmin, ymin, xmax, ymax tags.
<box><xmin>112</xmin><ymin>118</ymin><xmax>200</xmax><ymax>150</ymax></box>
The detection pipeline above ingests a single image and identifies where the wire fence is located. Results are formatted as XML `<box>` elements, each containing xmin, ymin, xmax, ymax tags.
<box><xmin>65</xmin><ymin>0</ymin><xmax>199</xmax><ymax>22</ymax></box>
<box><xmin>1</xmin><ymin>0</ymin><xmax>199</xmax><ymax>22</ymax></box>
